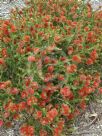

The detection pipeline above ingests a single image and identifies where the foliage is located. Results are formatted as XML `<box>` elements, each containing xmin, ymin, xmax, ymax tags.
<box><xmin>0</xmin><ymin>0</ymin><xmax>102</xmax><ymax>135</ymax></box>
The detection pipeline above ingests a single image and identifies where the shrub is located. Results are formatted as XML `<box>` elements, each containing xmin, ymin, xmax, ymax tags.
<box><xmin>0</xmin><ymin>0</ymin><xmax>102</xmax><ymax>135</ymax></box>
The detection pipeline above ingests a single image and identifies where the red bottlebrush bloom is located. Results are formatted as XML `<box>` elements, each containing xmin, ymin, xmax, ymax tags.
<box><xmin>79</xmin><ymin>100</ymin><xmax>87</xmax><ymax>110</ymax></box>
<box><xmin>3</xmin><ymin>37</ymin><xmax>11</xmax><ymax>44</ymax></box>
<box><xmin>47</xmin><ymin>66</ymin><xmax>54</xmax><ymax>73</ymax></box>
<box><xmin>60</xmin><ymin>86</ymin><xmax>73</xmax><ymax>99</ymax></box>
<box><xmin>78</xmin><ymin>88</ymin><xmax>86</xmax><ymax>97</ymax></box>
<box><xmin>21</xmin><ymin>91</ymin><xmax>28</xmax><ymax>99</ymax></box>
<box><xmin>40</xmin><ymin>117</ymin><xmax>49</xmax><ymax>125</ymax></box>
<box><xmin>61</xmin><ymin>104</ymin><xmax>71</xmax><ymax>116</ymax></box>
<box><xmin>13</xmin><ymin>113</ymin><xmax>20</xmax><ymax>120</ymax></box>
<box><xmin>24</xmin><ymin>77</ymin><xmax>32</xmax><ymax>86</ymax></box>
<box><xmin>67</xmin><ymin>64</ymin><xmax>77</xmax><ymax>73</ymax></box>
<box><xmin>44</xmin><ymin>56</ymin><xmax>51</xmax><ymax>64</ymax></box>
<box><xmin>18</xmin><ymin>102</ymin><xmax>26</xmax><ymax>111</ymax></box>
<box><xmin>3</xmin><ymin>28</ymin><xmax>9</xmax><ymax>35</ymax></box>
<box><xmin>10</xmin><ymin>25</ymin><xmax>17</xmax><ymax>33</ymax></box>
<box><xmin>33</xmin><ymin>47</ymin><xmax>40</xmax><ymax>54</ymax></box>
<box><xmin>36</xmin><ymin>111</ymin><xmax>42</xmax><ymax>119</ymax></box>
<box><xmin>47</xmin><ymin>108</ymin><xmax>58</xmax><ymax>122</ymax></box>
<box><xmin>4</xmin><ymin>112</ymin><xmax>10</xmax><ymax>118</ymax></box>
<box><xmin>87</xmin><ymin>31</ymin><xmax>94</xmax><ymax>38</ymax></box>
<box><xmin>79</xmin><ymin>74</ymin><xmax>86</xmax><ymax>82</ymax></box>
<box><xmin>10</xmin><ymin>88</ymin><xmax>19</xmax><ymax>95</ymax></box>
<box><xmin>31</xmin><ymin>82</ymin><xmax>39</xmax><ymax>90</ymax></box>
<box><xmin>20</xmin><ymin>125</ymin><xmax>34</xmax><ymax>135</ymax></box>
<box><xmin>85</xmin><ymin>87</ymin><xmax>93</xmax><ymax>94</ymax></box>
<box><xmin>28</xmin><ymin>88</ymin><xmax>34</xmax><ymax>95</ymax></box>
<box><xmin>57</xmin><ymin>74</ymin><xmax>64</xmax><ymax>81</ymax></box>
<box><xmin>67</xmin><ymin>113</ymin><xmax>74</xmax><ymax>120</ymax></box>
<box><xmin>5</xmin><ymin>121</ymin><xmax>12</xmax><ymax>128</ymax></box>
<box><xmin>99</xmin><ymin>88</ymin><xmax>102</xmax><ymax>94</ymax></box>
<box><xmin>86</xmin><ymin>58</ymin><xmax>93</xmax><ymax>65</ymax></box>
<box><xmin>28</xmin><ymin>56</ymin><xmax>36</xmax><ymax>62</ymax></box>
<box><xmin>0</xmin><ymin>120</ymin><xmax>3</xmax><ymax>127</ymax></box>
<box><xmin>67</xmin><ymin>46</ymin><xmax>74</xmax><ymax>55</ymax></box>
<box><xmin>90</xmin><ymin>49</ymin><xmax>98</xmax><ymax>60</ymax></box>
<box><xmin>27</xmin><ymin>96</ymin><xmax>37</xmax><ymax>106</ymax></box>
<box><xmin>1</xmin><ymin>48</ymin><xmax>8</xmax><ymax>58</ymax></box>
<box><xmin>0</xmin><ymin>58</ymin><xmax>5</xmax><ymax>65</ymax></box>
<box><xmin>41</xmin><ymin>92</ymin><xmax>47</xmax><ymax>99</ymax></box>
<box><xmin>72</xmin><ymin>55</ymin><xmax>81</xmax><ymax>63</ymax></box>
<box><xmin>23</xmin><ymin>35</ymin><xmax>30</xmax><ymax>42</ymax></box>
<box><xmin>54</xmin><ymin>35</ymin><xmax>61</xmax><ymax>43</ymax></box>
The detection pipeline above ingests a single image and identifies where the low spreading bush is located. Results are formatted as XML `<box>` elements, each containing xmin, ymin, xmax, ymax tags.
<box><xmin>0</xmin><ymin>0</ymin><xmax>102</xmax><ymax>135</ymax></box>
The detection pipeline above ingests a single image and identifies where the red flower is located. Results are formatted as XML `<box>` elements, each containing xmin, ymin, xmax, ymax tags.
<box><xmin>47</xmin><ymin>108</ymin><xmax>58</xmax><ymax>122</ymax></box>
<box><xmin>60</xmin><ymin>86</ymin><xmax>73</xmax><ymax>99</ymax></box>
<box><xmin>57</xmin><ymin>74</ymin><xmax>64</xmax><ymax>81</ymax></box>
<box><xmin>27</xmin><ymin>96</ymin><xmax>37</xmax><ymax>106</ymax></box>
<box><xmin>20</xmin><ymin>125</ymin><xmax>34</xmax><ymax>135</ymax></box>
<box><xmin>41</xmin><ymin>92</ymin><xmax>47</xmax><ymax>99</ymax></box>
<box><xmin>61</xmin><ymin>104</ymin><xmax>71</xmax><ymax>116</ymax></box>
<box><xmin>21</xmin><ymin>91</ymin><xmax>28</xmax><ymax>99</ymax></box>
<box><xmin>40</xmin><ymin>117</ymin><xmax>49</xmax><ymax>125</ymax></box>
<box><xmin>10</xmin><ymin>88</ymin><xmax>19</xmax><ymax>95</ymax></box>
<box><xmin>0</xmin><ymin>58</ymin><xmax>5</xmax><ymax>65</ymax></box>
<box><xmin>47</xmin><ymin>66</ymin><xmax>54</xmax><ymax>73</ymax></box>
<box><xmin>23</xmin><ymin>35</ymin><xmax>30</xmax><ymax>42</ymax></box>
<box><xmin>36</xmin><ymin>111</ymin><xmax>42</xmax><ymax>119</ymax></box>
<box><xmin>67</xmin><ymin>64</ymin><xmax>77</xmax><ymax>73</ymax></box>
<box><xmin>86</xmin><ymin>58</ymin><xmax>93</xmax><ymax>65</ymax></box>
<box><xmin>44</xmin><ymin>56</ymin><xmax>51</xmax><ymax>64</ymax></box>
<box><xmin>31</xmin><ymin>82</ymin><xmax>39</xmax><ymax>90</ymax></box>
<box><xmin>10</xmin><ymin>24</ymin><xmax>17</xmax><ymax>33</ymax></box>
<box><xmin>67</xmin><ymin>46</ymin><xmax>73</xmax><ymax>55</ymax></box>
<box><xmin>99</xmin><ymin>88</ymin><xmax>102</xmax><ymax>94</ymax></box>
<box><xmin>18</xmin><ymin>102</ymin><xmax>26</xmax><ymax>111</ymax></box>
<box><xmin>0</xmin><ymin>120</ymin><xmax>3</xmax><ymax>127</ymax></box>
<box><xmin>90</xmin><ymin>50</ymin><xmax>98</xmax><ymax>60</ymax></box>
<box><xmin>1</xmin><ymin>48</ymin><xmax>8</xmax><ymax>58</ymax></box>
<box><xmin>79</xmin><ymin>100</ymin><xmax>86</xmax><ymax>110</ymax></box>
<box><xmin>28</xmin><ymin>56</ymin><xmax>36</xmax><ymax>62</ymax></box>
<box><xmin>72</xmin><ymin>55</ymin><xmax>81</xmax><ymax>63</ymax></box>
<box><xmin>28</xmin><ymin>88</ymin><xmax>34</xmax><ymax>95</ymax></box>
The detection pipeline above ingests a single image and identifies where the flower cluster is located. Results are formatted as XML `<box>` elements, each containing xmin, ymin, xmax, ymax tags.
<box><xmin>0</xmin><ymin>0</ymin><xmax>102</xmax><ymax>135</ymax></box>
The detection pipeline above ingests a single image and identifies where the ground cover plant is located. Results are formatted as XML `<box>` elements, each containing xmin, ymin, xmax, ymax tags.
<box><xmin>0</xmin><ymin>0</ymin><xmax>102</xmax><ymax>135</ymax></box>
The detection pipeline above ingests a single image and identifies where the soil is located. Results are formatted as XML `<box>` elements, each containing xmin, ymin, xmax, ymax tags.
<box><xmin>71</xmin><ymin>97</ymin><xmax>102</xmax><ymax>136</ymax></box>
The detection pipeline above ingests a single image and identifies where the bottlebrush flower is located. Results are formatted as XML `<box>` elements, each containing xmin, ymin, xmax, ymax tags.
<box><xmin>0</xmin><ymin>120</ymin><xmax>3</xmax><ymax>127</ymax></box>
<box><xmin>86</xmin><ymin>58</ymin><xmax>93</xmax><ymax>65</ymax></box>
<box><xmin>28</xmin><ymin>56</ymin><xmax>36</xmax><ymax>62</ymax></box>
<box><xmin>0</xmin><ymin>58</ymin><xmax>5</xmax><ymax>65</ymax></box>
<box><xmin>47</xmin><ymin>108</ymin><xmax>58</xmax><ymax>122</ymax></box>
<box><xmin>1</xmin><ymin>48</ymin><xmax>8</xmax><ymax>58</ymax></box>
<box><xmin>66</xmin><ymin>64</ymin><xmax>77</xmax><ymax>73</ymax></box>
<box><xmin>10</xmin><ymin>88</ymin><xmax>19</xmax><ymax>95</ymax></box>
<box><xmin>98</xmin><ymin>88</ymin><xmax>102</xmax><ymax>94</ymax></box>
<box><xmin>23</xmin><ymin>35</ymin><xmax>30</xmax><ymax>42</ymax></box>
<box><xmin>72</xmin><ymin>55</ymin><xmax>81</xmax><ymax>63</ymax></box>
<box><xmin>60</xmin><ymin>86</ymin><xmax>73</xmax><ymax>99</ymax></box>
<box><xmin>61</xmin><ymin>104</ymin><xmax>71</xmax><ymax>116</ymax></box>
<box><xmin>47</xmin><ymin>66</ymin><xmax>54</xmax><ymax>73</ymax></box>
<box><xmin>67</xmin><ymin>46</ymin><xmax>74</xmax><ymax>55</ymax></box>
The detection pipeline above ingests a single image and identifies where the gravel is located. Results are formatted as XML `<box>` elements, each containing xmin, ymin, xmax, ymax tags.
<box><xmin>0</xmin><ymin>0</ymin><xmax>26</xmax><ymax>19</ymax></box>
